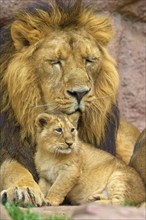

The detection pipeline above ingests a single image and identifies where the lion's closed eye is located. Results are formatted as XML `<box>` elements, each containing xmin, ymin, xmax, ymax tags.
<box><xmin>49</xmin><ymin>60</ymin><xmax>62</xmax><ymax>71</ymax></box>
<box><xmin>50</xmin><ymin>60</ymin><xmax>61</xmax><ymax>66</ymax></box>
<box><xmin>85</xmin><ymin>57</ymin><xmax>99</xmax><ymax>66</ymax></box>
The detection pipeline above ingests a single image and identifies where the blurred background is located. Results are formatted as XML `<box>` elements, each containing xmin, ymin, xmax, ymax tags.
<box><xmin>0</xmin><ymin>0</ymin><xmax>145</xmax><ymax>131</ymax></box>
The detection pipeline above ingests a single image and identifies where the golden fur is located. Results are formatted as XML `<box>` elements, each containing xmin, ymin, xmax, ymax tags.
<box><xmin>130</xmin><ymin>129</ymin><xmax>146</xmax><ymax>187</ymax></box>
<box><xmin>0</xmin><ymin>160</ymin><xmax>45</xmax><ymax>206</ymax></box>
<box><xmin>0</xmin><ymin>1</ymin><xmax>139</xmax><ymax>205</ymax></box>
<box><xmin>116</xmin><ymin>121</ymin><xmax>140</xmax><ymax>164</ymax></box>
<box><xmin>35</xmin><ymin>113</ymin><xmax>145</xmax><ymax>206</ymax></box>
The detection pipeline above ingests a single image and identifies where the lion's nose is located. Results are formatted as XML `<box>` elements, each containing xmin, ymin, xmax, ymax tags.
<box><xmin>67</xmin><ymin>89</ymin><xmax>90</xmax><ymax>103</ymax></box>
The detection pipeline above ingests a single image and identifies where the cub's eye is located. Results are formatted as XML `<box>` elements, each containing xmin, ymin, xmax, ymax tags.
<box><xmin>71</xmin><ymin>128</ymin><xmax>75</xmax><ymax>132</ymax></box>
<box><xmin>55</xmin><ymin>128</ymin><xmax>62</xmax><ymax>133</ymax></box>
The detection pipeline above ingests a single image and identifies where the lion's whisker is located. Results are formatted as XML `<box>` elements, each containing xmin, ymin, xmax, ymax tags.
<box><xmin>31</xmin><ymin>94</ymin><xmax>114</xmax><ymax>109</ymax></box>
<box><xmin>96</xmin><ymin>94</ymin><xmax>114</xmax><ymax>99</ymax></box>
<box><xmin>33</xmin><ymin>103</ymin><xmax>51</xmax><ymax>108</ymax></box>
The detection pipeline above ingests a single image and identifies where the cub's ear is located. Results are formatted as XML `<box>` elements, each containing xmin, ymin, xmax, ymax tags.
<box><xmin>11</xmin><ymin>21</ymin><xmax>41</xmax><ymax>50</ymax></box>
<box><xmin>35</xmin><ymin>113</ymin><xmax>51</xmax><ymax>129</ymax></box>
<box><xmin>69</xmin><ymin>112</ymin><xmax>80</xmax><ymax>128</ymax></box>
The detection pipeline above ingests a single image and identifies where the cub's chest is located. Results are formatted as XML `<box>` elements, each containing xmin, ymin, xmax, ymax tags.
<box><xmin>41</xmin><ymin>158</ymin><xmax>63</xmax><ymax>184</ymax></box>
<box><xmin>45</xmin><ymin>167</ymin><xmax>58</xmax><ymax>184</ymax></box>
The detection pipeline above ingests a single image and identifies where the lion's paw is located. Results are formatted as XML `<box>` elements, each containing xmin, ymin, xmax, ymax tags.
<box><xmin>1</xmin><ymin>186</ymin><xmax>46</xmax><ymax>207</ymax></box>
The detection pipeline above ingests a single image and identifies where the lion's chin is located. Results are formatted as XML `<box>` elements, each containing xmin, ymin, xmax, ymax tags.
<box><xmin>60</xmin><ymin>105</ymin><xmax>79</xmax><ymax>115</ymax></box>
<box><xmin>64</xmin><ymin>103</ymin><xmax>86</xmax><ymax>115</ymax></box>
<box><xmin>48</xmin><ymin>101</ymin><xmax>85</xmax><ymax>115</ymax></box>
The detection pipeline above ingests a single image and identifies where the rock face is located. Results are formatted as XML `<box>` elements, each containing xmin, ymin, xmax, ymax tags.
<box><xmin>0</xmin><ymin>0</ymin><xmax>145</xmax><ymax>130</ymax></box>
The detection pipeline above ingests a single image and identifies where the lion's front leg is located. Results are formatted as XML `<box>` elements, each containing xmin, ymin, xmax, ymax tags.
<box><xmin>116</xmin><ymin>120</ymin><xmax>140</xmax><ymax>164</ymax></box>
<box><xmin>0</xmin><ymin>159</ymin><xmax>46</xmax><ymax>206</ymax></box>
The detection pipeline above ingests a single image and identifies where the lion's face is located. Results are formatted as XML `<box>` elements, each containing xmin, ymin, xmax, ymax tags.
<box><xmin>32</xmin><ymin>31</ymin><xmax>100</xmax><ymax>114</ymax></box>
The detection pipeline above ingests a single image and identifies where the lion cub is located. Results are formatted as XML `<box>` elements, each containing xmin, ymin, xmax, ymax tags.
<box><xmin>35</xmin><ymin>113</ymin><xmax>145</xmax><ymax>206</ymax></box>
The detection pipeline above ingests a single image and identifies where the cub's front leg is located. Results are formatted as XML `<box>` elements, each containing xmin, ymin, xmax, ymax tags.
<box><xmin>46</xmin><ymin>166</ymin><xmax>79</xmax><ymax>206</ymax></box>
<box><xmin>39</xmin><ymin>178</ymin><xmax>52</xmax><ymax>197</ymax></box>
<box><xmin>0</xmin><ymin>159</ymin><xmax>46</xmax><ymax>206</ymax></box>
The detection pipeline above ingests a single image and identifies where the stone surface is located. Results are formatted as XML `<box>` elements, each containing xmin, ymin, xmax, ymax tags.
<box><xmin>109</xmin><ymin>17</ymin><xmax>145</xmax><ymax>131</ymax></box>
<box><xmin>120</xmin><ymin>0</ymin><xmax>146</xmax><ymax>22</ymax></box>
<box><xmin>0</xmin><ymin>203</ymin><xmax>12</xmax><ymax>220</ymax></box>
<box><xmin>0</xmin><ymin>201</ymin><xmax>146</xmax><ymax>220</ymax></box>
<box><xmin>29</xmin><ymin>205</ymin><xmax>80</xmax><ymax>218</ymax></box>
<box><xmin>24</xmin><ymin>203</ymin><xmax>146</xmax><ymax>220</ymax></box>
<box><xmin>72</xmin><ymin>203</ymin><xmax>146</xmax><ymax>220</ymax></box>
<box><xmin>0</xmin><ymin>0</ymin><xmax>145</xmax><ymax>131</ymax></box>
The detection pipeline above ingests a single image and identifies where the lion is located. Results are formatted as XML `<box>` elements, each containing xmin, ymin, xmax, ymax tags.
<box><xmin>0</xmin><ymin>0</ymin><xmax>142</xmax><ymax>206</ymax></box>
<box><xmin>34</xmin><ymin>112</ymin><xmax>145</xmax><ymax>206</ymax></box>
<box><xmin>130</xmin><ymin>128</ymin><xmax>146</xmax><ymax>187</ymax></box>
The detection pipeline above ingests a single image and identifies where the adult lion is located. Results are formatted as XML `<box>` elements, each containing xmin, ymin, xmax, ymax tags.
<box><xmin>0</xmin><ymin>1</ymin><xmax>140</xmax><ymax>206</ymax></box>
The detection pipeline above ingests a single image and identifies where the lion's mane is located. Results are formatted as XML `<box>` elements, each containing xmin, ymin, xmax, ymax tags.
<box><xmin>0</xmin><ymin>0</ymin><xmax>119</xmax><ymax>180</ymax></box>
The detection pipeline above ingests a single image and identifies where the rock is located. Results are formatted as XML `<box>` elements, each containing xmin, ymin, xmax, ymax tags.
<box><xmin>1</xmin><ymin>202</ymin><xmax>146</xmax><ymax>220</ymax></box>
<box><xmin>120</xmin><ymin>0</ymin><xmax>146</xmax><ymax>22</ymax></box>
<box><xmin>0</xmin><ymin>203</ymin><xmax>12</xmax><ymax>220</ymax></box>
<box><xmin>72</xmin><ymin>203</ymin><xmax>146</xmax><ymax>220</ymax></box>
<box><xmin>21</xmin><ymin>203</ymin><xmax>146</xmax><ymax>220</ymax></box>
<box><xmin>114</xmin><ymin>18</ymin><xmax>145</xmax><ymax>131</ymax></box>
<box><xmin>29</xmin><ymin>205</ymin><xmax>80</xmax><ymax>218</ymax></box>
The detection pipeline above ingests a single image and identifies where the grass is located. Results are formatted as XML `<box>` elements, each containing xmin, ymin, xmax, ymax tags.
<box><xmin>120</xmin><ymin>200</ymin><xmax>136</xmax><ymax>207</ymax></box>
<box><xmin>5</xmin><ymin>203</ymin><xmax>71</xmax><ymax>220</ymax></box>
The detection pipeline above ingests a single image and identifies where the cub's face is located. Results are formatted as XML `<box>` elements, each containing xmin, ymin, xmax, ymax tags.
<box><xmin>32</xmin><ymin>30</ymin><xmax>101</xmax><ymax>114</ymax></box>
<box><xmin>35</xmin><ymin>113</ymin><xmax>79</xmax><ymax>154</ymax></box>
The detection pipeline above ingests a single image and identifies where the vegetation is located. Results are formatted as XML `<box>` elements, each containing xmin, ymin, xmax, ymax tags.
<box><xmin>5</xmin><ymin>203</ymin><xmax>71</xmax><ymax>220</ymax></box>
<box><xmin>120</xmin><ymin>200</ymin><xmax>136</xmax><ymax>207</ymax></box>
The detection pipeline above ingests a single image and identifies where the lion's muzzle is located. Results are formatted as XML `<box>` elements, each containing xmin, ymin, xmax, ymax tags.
<box><xmin>67</xmin><ymin>88</ymin><xmax>90</xmax><ymax>104</ymax></box>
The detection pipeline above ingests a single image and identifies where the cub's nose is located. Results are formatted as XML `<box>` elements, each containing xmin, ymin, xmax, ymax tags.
<box><xmin>65</xmin><ymin>142</ymin><xmax>73</xmax><ymax>148</ymax></box>
<box><xmin>67</xmin><ymin>89</ymin><xmax>90</xmax><ymax>103</ymax></box>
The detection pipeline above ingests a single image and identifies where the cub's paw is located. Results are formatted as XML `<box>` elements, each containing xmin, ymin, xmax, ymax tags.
<box><xmin>87</xmin><ymin>193</ymin><xmax>108</xmax><ymax>202</ymax></box>
<box><xmin>45</xmin><ymin>197</ymin><xmax>63</xmax><ymax>206</ymax></box>
<box><xmin>1</xmin><ymin>186</ymin><xmax>46</xmax><ymax>207</ymax></box>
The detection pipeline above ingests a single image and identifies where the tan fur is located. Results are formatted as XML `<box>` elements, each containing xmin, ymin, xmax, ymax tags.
<box><xmin>116</xmin><ymin>121</ymin><xmax>140</xmax><ymax>164</ymax></box>
<box><xmin>0</xmin><ymin>160</ymin><xmax>45</xmax><ymax>206</ymax></box>
<box><xmin>130</xmin><ymin>129</ymin><xmax>146</xmax><ymax>186</ymax></box>
<box><xmin>35</xmin><ymin>113</ymin><xmax>145</xmax><ymax>206</ymax></box>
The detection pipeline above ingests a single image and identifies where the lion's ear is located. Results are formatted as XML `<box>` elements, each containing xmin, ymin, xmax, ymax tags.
<box><xmin>35</xmin><ymin>113</ymin><xmax>51</xmax><ymax>130</ymax></box>
<box><xmin>68</xmin><ymin>112</ymin><xmax>80</xmax><ymax>128</ymax></box>
<box><xmin>11</xmin><ymin>21</ymin><xmax>41</xmax><ymax>50</ymax></box>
